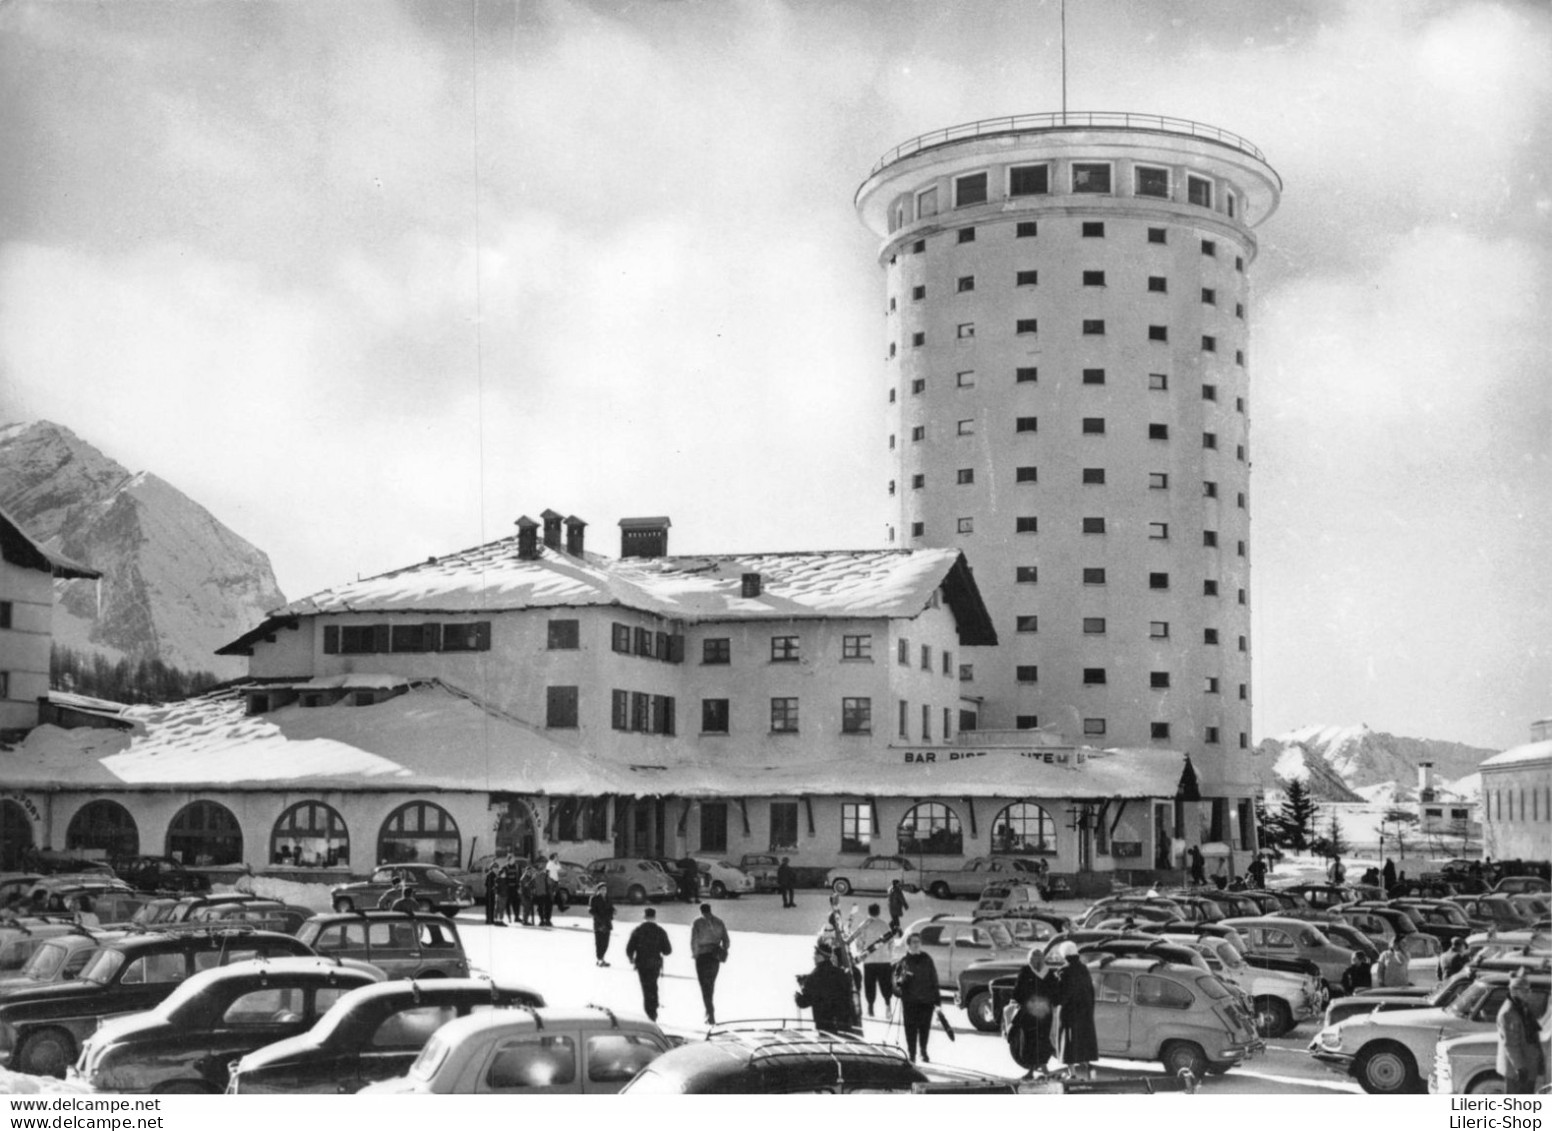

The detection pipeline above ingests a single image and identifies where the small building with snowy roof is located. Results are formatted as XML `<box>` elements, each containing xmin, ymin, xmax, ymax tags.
<box><xmin>0</xmin><ymin>514</ymin><xmax>1203</xmax><ymax>893</ymax></box>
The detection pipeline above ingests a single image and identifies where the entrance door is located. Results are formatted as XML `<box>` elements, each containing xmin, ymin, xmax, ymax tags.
<box><xmin>1154</xmin><ymin>804</ymin><xmax>1173</xmax><ymax>870</ymax></box>
<box><xmin>0</xmin><ymin>800</ymin><xmax>34</xmax><ymax>871</ymax></box>
<box><xmin>626</xmin><ymin>801</ymin><xmax>664</xmax><ymax>858</ymax></box>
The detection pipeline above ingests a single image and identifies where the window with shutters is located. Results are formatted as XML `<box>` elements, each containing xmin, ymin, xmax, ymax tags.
<box><xmin>612</xmin><ymin>690</ymin><xmax>629</xmax><ymax>731</ymax></box>
<box><xmin>438</xmin><ymin>622</ymin><xmax>491</xmax><ymax>652</ymax></box>
<box><xmin>337</xmin><ymin>625</ymin><xmax>384</xmax><ymax>654</ymax></box>
<box><xmin>650</xmin><ymin>695</ymin><xmax>676</xmax><ymax>736</ymax></box>
<box><xmin>633</xmin><ymin>627</ymin><xmax>654</xmax><ymax>658</ymax></box>
<box><xmin>390</xmin><ymin>624</ymin><xmax>441</xmax><ymax>653</ymax></box>
<box><xmin>631</xmin><ymin>691</ymin><xmax>650</xmax><ymax>733</ymax></box>
<box><xmin>611</xmin><ymin>623</ymin><xmax>631</xmax><ymax>653</ymax></box>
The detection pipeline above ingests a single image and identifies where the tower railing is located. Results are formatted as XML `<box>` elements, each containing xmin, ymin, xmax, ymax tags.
<box><xmin>867</xmin><ymin>112</ymin><xmax>1269</xmax><ymax>177</ymax></box>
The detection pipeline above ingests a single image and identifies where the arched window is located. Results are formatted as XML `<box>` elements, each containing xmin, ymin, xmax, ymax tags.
<box><xmin>0</xmin><ymin>800</ymin><xmax>35</xmax><ymax>871</ymax></box>
<box><xmin>990</xmin><ymin>802</ymin><xmax>1057</xmax><ymax>854</ymax></box>
<box><xmin>166</xmin><ymin>800</ymin><xmax>243</xmax><ymax>866</ymax></box>
<box><xmin>272</xmin><ymin>801</ymin><xmax>349</xmax><ymax>868</ymax></box>
<box><xmin>897</xmin><ymin>801</ymin><xmax>963</xmax><ymax>856</ymax></box>
<box><xmin>378</xmin><ymin>802</ymin><xmax>460</xmax><ymax>868</ymax></box>
<box><xmin>66</xmin><ymin>800</ymin><xmax>139</xmax><ymax>859</ymax></box>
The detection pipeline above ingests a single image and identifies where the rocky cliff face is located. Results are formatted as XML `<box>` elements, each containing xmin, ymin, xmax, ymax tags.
<box><xmin>1254</xmin><ymin>724</ymin><xmax>1496</xmax><ymax>804</ymax></box>
<box><xmin>0</xmin><ymin>420</ymin><xmax>285</xmax><ymax>679</ymax></box>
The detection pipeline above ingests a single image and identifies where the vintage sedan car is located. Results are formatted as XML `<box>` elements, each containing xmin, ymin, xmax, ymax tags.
<box><xmin>1277</xmin><ymin>884</ymin><xmax>1362</xmax><ymax>913</ymax></box>
<box><xmin>916</xmin><ymin>857</ymin><xmax>1045</xmax><ymax>901</ymax></box>
<box><xmin>0</xmin><ymin>921</ymin><xmax>101</xmax><ymax>978</ymax></box>
<box><xmin>0</xmin><ymin>930</ymin><xmax>123</xmax><ymax>995</ymax></box>
<box><xmin>359</xmin><ymin>1007</ymin><xmax>672</xmax><ymax>1095</ymax></box>
<box><xmin>735</xmin><ymin>854</ymin><xmax>781</xmax><ymax>892</ymax></box>
<box><xmin>1388</xmin><ymin>899</ymin><xmax>1475</xmax><ymax>944</ymax></box>
<box><xmin>1431</xmin><ymin>1029</ymin><xmax>1551</xmax><ymax>1095</ymax></box>
<box><xmin>0</xmin><ymin>928</ymin><xmax>314</xmax><ymax>1077</ymax></box>
<box><xmin>463</xmin><ymin>857</ymin><xmax>591</xmax><ymax>907</ymax></box>
<box><xmin>826</xmin><ymin>855</ymin><xmax>919</xmax><ymax>897</ymax></box>
<box><xmin>170</xmin><ymin>900</ymin><xmax>313</xmax><ymax>936</ymax></box>
<box><xmin>1493</xmin><ymin>875</ymin><xmax>1551</xmax><ymax>896</ymax></box>
<box><xmin>1309</xmin><ymin>970</ymin><xmax>1551</xmax><ymax>1093</ymax></box>
<box><xmin>687</xmin><ymin>859</ymin><xmax>755</xmax><ymax>899</ymax></box>
<box><xmin>974</xmin><ymin>882</ymin><xmax>1051</xmax><ymax>918</ymax></box>
<box><xmin>900</xmin><ymin>915</ymin><xmax>1022</xmax><ymax>991</ymax></box>
<box><xmin>330</xmin><ymin>864</ymin><xmax>474</xmax><ymax>915</ymax></box>
<box><xmin>1077</xmin><ymin>896</ymin><xmax>1187</xmax><ymax>929</ymax></box>
<box><xmin>621</xmin><ymin>1027</ymin><xmax>1018</xmax><ymax>1094</ymax></box>
<box><xmin>131</xmin><ymin>893</ymin><xmax>279</xmax><ymax>927</ymax></box>
<box><xmin>1160</xmin><ymin>932</ymin><xmax>1324</xmax><ymax>1038</ymax></box>
<box><xmin>74</xmin><ymin>957</ymin><xmax>383</xmax><ymax>1093</ymax></box>
<box><xmin>295</xmin><ymin>912</ymin><xmax>468</xmax><ymax>980</ymax></box>
<box><xmin>585</xmin><ymin>859</ymin><xmax>678</xmax><ymax>905</ymax></box>
<box><xmin>1451</xmin><ymin>894</ymin><xmax>1540</xmax><ymax>931</ymax></box>
<box><xmin>228</xmin><ymin>977</ymin><xmax>546</xmax><ymax>1094</ymax></box>
<box><xmin>110</xmin><ymin>856</ymin><xmax>211</xmax><ymax>895</ymax></box>
<box><xmin>1223</xmin><ymin>916</ymin><xmax>1358</xmax><ymax>993</ymax></box>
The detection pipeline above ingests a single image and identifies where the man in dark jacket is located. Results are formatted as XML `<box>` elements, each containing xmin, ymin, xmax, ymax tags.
<box><xmin>776</xmin><ymin>857</ymin><xmax>797</xmax><ymax>908</ymax></box>
<box><xmin>887</xmin><ymin>879</ymin><xmax>909</xmax><ymax>932</ymax></box>
<box><xmin>534</xmin><ymin>859</ymin><xmax>554</xmax><ymax>926</ymax></box>
<box><xmin>1341</xmin><ymin>949</ymin><xmax>1373</xmax><ymax>994</ymax></box>
<box><xmin>893</xmin><ymin>932</ymin><xmax>941</xmax><ymax>1062</ymax></box>
<box><xmin>1498</xmin><ymin>969</ymin><xmax>1545</xmax><ymax>1093</ymax></box>
<box><xmin>625</xmin><ymin>907</ymin><xmax>672</xmax><ymax>1021</ymax></box>
<box><xmin>678</xmin><ymin>856</ymin><xmax>699</xmax><ymax>903</ymax></box>
<box><xmin>484</xmin><ymin>858</ymin><xmax>502</xmax><ymax>926</ymax></box>
<box><xmin>1052</xmin><ymin>940</ymin><xmax>1098</xmax><ymax>1077</ymax></box>
<box><xmin>795</xmin><ymin>940</ymin><xmax>858</xmax><ymax>1035</ymax></box>
<box><xmin>589</xmin><ymin>883</ymin><xmax>615</xmax><ymax>967</ymax></box>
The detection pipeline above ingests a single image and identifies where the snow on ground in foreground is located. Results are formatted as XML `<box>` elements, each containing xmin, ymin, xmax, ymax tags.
<box><xmin>0</xmin><ymin>1068</ymin><xmax>92</xmax><ymax>1095</ymax></box>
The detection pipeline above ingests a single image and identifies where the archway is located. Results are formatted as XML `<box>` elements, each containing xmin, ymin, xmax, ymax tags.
<box><xmin>165</xmin><ymin>800</ymin><xmax>243</xmax><ymax>866</ymax></box>
<box><xmin>271</xmin><ymin>801</ymin><xmax>349</xmax><ymax>867</ymax></box>
<box><xmin>377</xmin><ymin>801</ymin><xmax>460</xmax><ymax>868</ymax></box>
<box><xmin>897</xmin><ymin>801</ymin><xmax>963</xmax><ymax>856</ymax></box>
<box><xmin>66</xmin><ymin>800</ymin><xmax>140</xmax><ymax>860</ymax></box>
<box><xmin>989</xmin><ymin>801</ymin><xmax>1056</xmax><ymax>855</ymax></box>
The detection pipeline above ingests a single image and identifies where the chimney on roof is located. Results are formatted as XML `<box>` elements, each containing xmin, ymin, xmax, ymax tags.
<box><xmin>564</xmin><ymin>515</ymin><xmax>587</xmax><ymax>556</ymax></box>
<box><xmin>619</xmin><ymin>516</ymin><xmax>671</xmax><ymax>559</ymax></box>
<box><xmin>741</xmin><ymin>572</ymin><xmax>762</xmax><ymax>598</ymax></box>
<box><xmin>515</xmin><ymin>515</ymin><xmax>540</xmax><ymax>560</ymax></box>
<box><xmin>1418</xmin><ymin>761</ymin><xmax>1435</xmax><ymax>803</ymax></box>
<box><xmin>541</xmin><ymin>509</ymin><xmax>564</xmax><ymax>551</ymax></box>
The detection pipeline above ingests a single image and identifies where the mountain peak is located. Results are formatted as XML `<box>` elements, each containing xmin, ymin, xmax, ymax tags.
<box><xmin>1256</xmin><ymin>724</ymin><xmax>1497</xmax><ymax>805</ymax></box>
<box><xmin>0</xmin><ymin>418</ymin><xmax>286</xmax><ymax>678</ymax></box>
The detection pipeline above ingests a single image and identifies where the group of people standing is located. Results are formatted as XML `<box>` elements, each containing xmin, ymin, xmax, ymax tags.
<box><xmin>482</xmin><ymin>853</ymin><xmax>565</xmax><ymax>927</ymax></box>
<box><xmin>1001</xmin><ymin>941</ymin><xmax>1099</xmax><ymax>1080</ymax></box>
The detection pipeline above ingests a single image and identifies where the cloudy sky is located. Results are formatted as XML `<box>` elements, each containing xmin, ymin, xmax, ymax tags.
<box><xmin>1</xmin><ymin>0</ymin><xmax>1547</xmax><ymax>750</ymax></box>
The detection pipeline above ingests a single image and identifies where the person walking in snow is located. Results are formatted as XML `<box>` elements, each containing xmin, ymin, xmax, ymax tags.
<box><xmin>893</xmin><ymin>932</ymin><xmax>941</xmax><ymax>1063</ymax></box>
<box><xmin>1247</xmin><ymin>853</ymin><xmax>1268</xmax><ymax>888</ymax></box>
<box><xmin>689</xmin><ymin>903</ymin><xmax>730</xmax><ymax>1024</ymax></box>
<box><xmin>625</xmin><ymin>907</ymin><xmax>672</xmax><ymax>1021</ymax></box>
<box><xmin>1187</xmin><ymin>846</ymin><xmax>1206</xmax><ymax>886</ymax></box>
<box><xmin>887</xmin><ymin>878</ymin><xmax>909</xmax><ymax>932</ymax></box>
<box><xmin>589</xmin><ymin>883</ymin><xmax>615</xmax><ymax>967</ymax></box>
<box><xmin>1382</xmin><ymin>857</ymin><xmax>1398</xmax><ymax>893</ymax></box>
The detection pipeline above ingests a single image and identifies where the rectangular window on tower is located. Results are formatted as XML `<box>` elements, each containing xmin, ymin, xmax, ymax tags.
<box><xmin>955</xmin><ymin>172</ymin><xmax>988</xmax><ymax>208</ymax></box>
<box><xmin>1009</xmin><ymin>165</ymin><xmax>1050</xmax><ymax>196</ymax></box>
<box><xmin>1135</xmin><ymin>166</ymin><xmax>1170</xmax><ymax>198</ymax></box>
<box><xmin>1188</xmin><ymin>177</ymin><xmax>1214</xmax><ymax>209</ymax></box>
<box><xmin>1072</xmin><ymin>164</ymin><xmax>1112</xmax><ymax>193</ymax></box>
<box><xmin>1016</xmin><ymin>565</ymin><xmax>1038</xmax><ymax>583</ymax></box>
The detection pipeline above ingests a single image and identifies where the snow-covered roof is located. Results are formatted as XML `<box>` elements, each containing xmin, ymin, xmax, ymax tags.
<box><xmin>1</xmin><ymin>682</ymin><xmax>1179</xmax><ymax>801</ymax></box>
<box><xmin>0</xmin><ymin>505</ymin><xmax>100</xmax><ymax>579</ymax></box>
<box><xmin>219</xmin><ymin>541</ymin><xmax>997</xmax><ymax>654</ymax></box>
<box><xmin>1479</xmin><ymin>739</ymin><xmax>1552</xmax><ymax>770</ymax></box>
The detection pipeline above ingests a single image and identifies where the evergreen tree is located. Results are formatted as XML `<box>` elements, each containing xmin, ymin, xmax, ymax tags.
<box><xmin>1326</xmin><ymin>810</ymin><xmax>1346</xmax><ymax>858</ymax></box>
<box><xmin>49</xmin><ymin>643</ymin><xmax>219</xmax><ymax>705</ymax></box>
<box><xmin>1278</xmin><ymin>779</ymin><xmax>1317</xmax><ymax>851</ymax></box>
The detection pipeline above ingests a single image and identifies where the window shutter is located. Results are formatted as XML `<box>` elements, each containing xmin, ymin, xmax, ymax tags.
<box><xmin>322</xmin><ymin>625</ymin><xmax>340</xmax><ymax>654</ymax></box>
<box><xmin>667</xmin><ymin>634</ymin><xmax>684</xmax><ymax>663</ymax></box>
<box><xmin>655</xmin><ymin>631</ymin><xmax>669</xmax><ymax>660</ymax></box>
<box><xmin>664</xmin><ymin>696</ymin><xmax>675</xmax><ymax>737</ymax></box>
<box><xmin>423</xmin><ymin>623</ymin><xmax>441</xmax><ymax>652</ymax></box>
<box><xmin>373</xmin><ymin>624</ymin><xmax>391</xmax><ymax>653</ymax></box>
<box><xmin>474</xmin><ymin>621</ymin><xmax>491</xmax><ymax>651</ymax></box>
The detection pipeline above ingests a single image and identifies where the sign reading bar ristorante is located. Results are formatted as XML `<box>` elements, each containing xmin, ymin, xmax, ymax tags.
<box><xmin>900</xmin><ymin>749</ymin><xmax>1086</xmax><ymax>765</ymax></box>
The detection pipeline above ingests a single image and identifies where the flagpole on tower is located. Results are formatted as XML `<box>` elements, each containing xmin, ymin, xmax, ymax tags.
<box><xmin>1060</xmin><ymin>0</ymin><xmax>1067</xmax><ymax>119</ymax></box>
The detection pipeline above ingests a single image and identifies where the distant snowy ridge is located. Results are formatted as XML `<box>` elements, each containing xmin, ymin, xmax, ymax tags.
<box><xmin>0</xmin><ymin>420</ymin><xmax>286</xmax><ymax>679</ymax></box>
<box><xmin>1254</xmin><ymin>723</ymin><xmax>1495</xmax><ymax>804</ymax></box>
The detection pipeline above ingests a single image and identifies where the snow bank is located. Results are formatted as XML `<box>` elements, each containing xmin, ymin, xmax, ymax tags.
<box><xmin>0</xmin><ymin>1068</ymin><xmax>91</xmax><ymax>1095</ymax></box>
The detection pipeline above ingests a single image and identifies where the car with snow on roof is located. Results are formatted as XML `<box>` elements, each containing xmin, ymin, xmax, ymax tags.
<box><xmin>1309</xmin><ymin>969</ymin><xmax>1550</xmax><ymax>1094</ymax></box>
<box><xmin>1076</xmin><ymin>896</ymin><xmax>1188</xmax><ymax>929</ymax></box>
<box><xmin>73</xmin><ymin>955</ymin><xmax>383</xmax><ymax>1093</ymax></box>
<box><xmin>227</xmin><ymin>976</ymin><xmax>547</xmax><ymax>1094</ymax></box>
<box><xmin>0</xmin><ymin>927</ymin><xmax>315</xmax><ymax>1077</ymax></box>
<box><xmin>1222</xmin><ymin>916</ymin><xmax>1358</xmax><ymax>994</ymax></box>
<box><xmin>358</xmin><ymin>1005</ymin><xmax>672</xmax><ymax>1094</ymax></box>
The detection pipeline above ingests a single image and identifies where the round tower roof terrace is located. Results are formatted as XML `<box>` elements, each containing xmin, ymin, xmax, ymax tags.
<box><xmin>856</xmin><ymin>110</ymin><xmax>1281</xmax><ymax>234</ymax></box>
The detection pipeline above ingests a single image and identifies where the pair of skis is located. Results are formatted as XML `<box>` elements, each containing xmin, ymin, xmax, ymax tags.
<box><xmin>828</xmin><ymin>899</ymin><xmax>955</xmax><ymax>1043</ymax></box>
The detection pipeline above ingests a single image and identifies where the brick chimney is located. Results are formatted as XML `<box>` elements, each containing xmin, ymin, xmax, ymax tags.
<box><xmin>541</xmin><ymin>509</ymin><xmax>564</xmax><ymax>551</ymax></box>
<box><xmin>564</xmin><ymin>515</ymin><xmax>587</xmax><ymax>556</ymax></box>
<box><xmin>515</xmin><ymin>515</ymin><xmax>540</xmax><ymax>560</ymax></box>
<box><xmin>741</xmin><ymin>572</ymin><xmax>762</xmax><ymax>598</ymax></box>
<box><xmin>619</xmin><ymin>516</ymin><xmax>671</xmax><ymax>559</ymax></box>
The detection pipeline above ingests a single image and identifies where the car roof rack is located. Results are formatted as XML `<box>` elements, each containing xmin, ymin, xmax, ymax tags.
<box><xmin>585</xmin><ymin>1003</ymin><xmax>619</xmax><ymax>1028</ymax></box>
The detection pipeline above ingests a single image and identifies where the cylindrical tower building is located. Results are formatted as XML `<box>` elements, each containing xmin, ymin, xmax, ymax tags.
<box><xmin>855</xmin><ymin>112</ymin><xmax>1280</xmax><ymax>813</ymax></box>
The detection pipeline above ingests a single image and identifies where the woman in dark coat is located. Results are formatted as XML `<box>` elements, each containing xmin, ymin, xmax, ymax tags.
<box><xmin>892</xmin><ymin>933</ymin><xmax>941</xmax><ymax>1063</ymax></box>
<box><xmin>1052</xmin><ymin>940</ymin><xmax>1099</xmax><ymax>1074</ymax></box>
<box><xmin>1005</xmin><ymin>947</ymin><xmax>1059</xmax><ymax>1078</ymax></box>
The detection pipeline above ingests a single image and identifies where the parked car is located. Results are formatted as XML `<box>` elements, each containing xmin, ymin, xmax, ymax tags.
<box><xmin>1187</xmin><ymin>890</ymin><xmax>1262</xmax><ymax>918</ymax></box>
<box><xmin>0</xmin><ymin>922</ymin><xmax>104</xmax><ymax>979</ymax></box>
<box><xmin>900</xmin><ymin>915</ymin><xmax>1023</xmax><ymax>990</ymax></box>
<box><xmin>174</xmin><ymin>900</ymin><xmax>313</xmax><ymax>935</ymax></box>
<box><xmin>1077</xmin><ymin>897</ymin><xmax>1187</xmax><ymax>929</ymax></box>
<box><xmin>1277</xmin><ymin>884</ymin><xmax>1362</xmax><ymax>913</ymax></box>
<box><xmin>1318</xmin><ymin>921</ymin><xmax>1380</xmax><ymax>963</ymax></box>
<box><xmin>295</xmin><ymin>911</ymin><xmax>469</xmax><ymax>980</ymax></box>
<box><xmin>585</xmin><ymin>859</ymin><xmax>678</xmax><ymax>905</ymax></box>
<box><xmin>74</xmin><ymin>956</ymin><xmax>384</xmax><ymax>1093</ymax></box>
<box><xmin>1136</xmin><ymin>921</ymin><xmax>1250</xmax><ymax>955</ymax></box>
<box><xmin>0</xmin><ymin>927</ymin><xmax>314</xmax><ymax>1077</ymax></box>
<box><xmin>826</xmin><ymin>855</ymin><xmax>920</xmax><ymax>897</ymax></box>
<box><xmin>974</xmin><ymin>882</ymin><xmax>1051</xmax><ymax>918</ymax></box>
<box><xmin>986</xmin><ymin>909</ymin><xmax>1071</xmax><ymax>947</ymax></box>
<box><xmin>691</xmin><ymin>858</ymin><xmax>756</xmax><ymax>899</ymax></box>
<box><xmin>1450</xmin><ymin>894</ymin><xmax>1539</xmax><ymax>931</ymax></box>
<box><xmin>620</xmin><ymin>1026</ymin><xmax>1017</xmax><ymax>1094</ymax></box>
<box><xmin>915</xmin><ymin>857</ymin><xmax>1044</xmax><ymax>900</ymax></box>
<box><xmin>1507</xmin><ymin>893</ymin><xmax>1551</xmax><ymax>925</ymax></box>
<box><xmin>358</xmin><ymin>1007</ymin><xmax>672</xmax><ymax>1094</ymax></box>
<box><xmin>991</xmin><ymin>954</ymin><xmax>1259</xmax><ymax>1076</ymax></box>
<box><xmin>1388</xmin><ymin>899</ymin><xmax>1475</xmax><ymax>944</ymax></box>
<box><xmin>228</xmin><ymin>977</ymin><xmax>547</xmax><ymax>1094</ymax></box>
<box><xmin>110</xmin><ymin>856</ymin><xmax>211</xmax><ymax>895</ymax></box>
<box><xmin>1494</xmin><ymin>875</ymin><xmax>1551</xmax><ymax>896</ymax></box>
<box><xmin>330</xmin><ymin>864</ymin><xmax>474</xmax><ymax>915</ymax></box>
<box><xmin>735</xmin><ymin>854</ymin><xmax>782</xmax><ymax>892</ymax></box>
<box><xmin>462</xmin><ymin>857</ymin><xmax>590</xmax><ymax>908</ymax></box>
<box><xmin>1430</xmin><ymin>1029</ymin><xmax>1551</xmax><ymax>1095</ymax></box>
<box><xmin>131</xmin><ymin>893</ymin><xmax>279</xmax><ymax>927</ymax></box>
<box><xmin>1223</xmin><ymin>916</ymin><xmax>1357</xmax><ymax>993</ymax></box>
<box><xmin>0</xmin><ymin>930</ymin><xmax>122</xmax><ymax>995</ymax></box>
<box><xmin>1309</xmin><ymin>970</ymin><xmax>1551</xmax><ymax>1094</ymax></box>
<box><xmin>1160</xmin><ymin>932</ymin><xmax>1325</xmax><ymax>1038</ymax></box>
